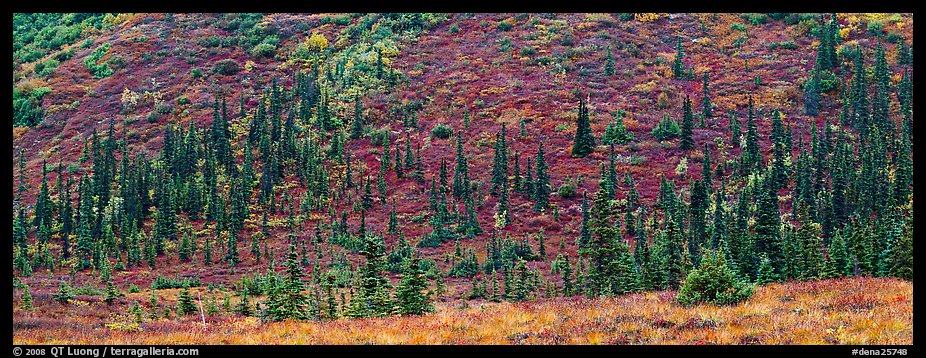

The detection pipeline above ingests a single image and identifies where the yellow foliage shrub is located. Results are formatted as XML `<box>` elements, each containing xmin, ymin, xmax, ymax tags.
<box><xmin>305</xmin><ymin>32</ymin><xmax>329</xmax><ymax>53</ymax></box>
<box><xmin>634</xmin><ymin>13</ymin><xmax>660</xmax><ymax>23</ymax></box>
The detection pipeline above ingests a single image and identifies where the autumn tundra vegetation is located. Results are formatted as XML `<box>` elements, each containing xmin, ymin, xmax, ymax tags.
<box><xmin>12</xmin><ymin>13</ymin><xmax>912</xmax><ymax>345</ymax></box>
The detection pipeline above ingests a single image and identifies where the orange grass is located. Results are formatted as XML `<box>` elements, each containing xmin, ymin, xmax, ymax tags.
<box><xmin>13</xmin><ymin>277</ymin><xmax>911</xmax><ymax>345</ymax></box>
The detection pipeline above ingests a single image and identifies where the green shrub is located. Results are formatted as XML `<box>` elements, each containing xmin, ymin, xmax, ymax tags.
<box><xmin>496</xmin><ymin>36</ymin><xmax>512</xmax><ymax>52</ymax></box>
<box><xmin>211</xmin><ymin>59</ymin><xmax>240</xmax><ymax>75</ymax></box>
<box><xmin>13</xmin><ymin>88</ymin><xmax>45</xmax><ymax>127</ymax></box>
<box><xmin>651</xmin><ymin>114</ymin><xmax>681</xmax><ymax>141</ymax></box>
<box><xmin>334</xmin><ymin>15</ymin><xmax>351</xmax><ymax>26</ymax></box>
<box><xmin>557</xmin><ymin>183</ymin><xmax>577</xmax><ymax>198</ymax></box>
<box><xmin>431</xmin><ymin>123</ymin><xmax>453</xmax><ymax>139</ymax></box>
<box><xmin>449</xmin><ymin>24</ymin><xmax>459</xmax><ymax>34</ymax></box>
<box><xmin>190</xmin><ymin>67</ymin><xmax>203</xmax><ymax>79</ymax></box>
<box><xmin>740</xmin><ymin>13</ymin><xmax>768</xmax><ymax>25</ymax></box>
<box><xmin>146</xmin><ymin>110</ymin><xmax>160</xmax><ymax>123</ymax></box>
<box><xmin>251</xmin><ymin>43</ymin><xmax>276</xmax><ymax>59</ymax></box>
<box><xmin>885</xmin><ymin>31</ymin><xmax>904</xmax><ymax>44</ymax></box>
<box><xmin>867</xmin><ymin>20</ymin><xmax>884</xmax><ymax>35</ymax></box>
<box><xmin>629</xmin><ymin>155</ymin><xmax>648</xmax><ymax>166</ymax></box>
<box><xmin>676</xmin><ymin>248</ymin><xmax>754</xmax><ymax>306</ymax></box>
<box><xmin>497</xmin><ymin>21</ymin><xmax>513</xmax><ymax>31</ymax></box>
<box><xmin>83</xmin><ymin>43</ymin><xmax>114</xmax><ymax>78</ymax></box>
<box><xmin>767</xmin><ymin>41</ymin><xmax>797</xmax><ymax>50</ymax></box>
<box><xmin>369</xmin><ymin>127</ymin><xmax>392</xmax><ymax>147</ymax></box>
<box><xmin>730</xmin><ymin>23</ymin><xmax>748</xmax><ymax>32</ymax></box>
<box><xmin>151</xmin><ymin>275</ymin><xmax>200</xmax><ymax>290</ymax></box>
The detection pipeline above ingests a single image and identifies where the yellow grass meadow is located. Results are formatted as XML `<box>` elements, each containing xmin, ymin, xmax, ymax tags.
<box><xmin>13</xmin><ymin>277</ymin><xmax>911</xmax><ymax>345</ymax></box>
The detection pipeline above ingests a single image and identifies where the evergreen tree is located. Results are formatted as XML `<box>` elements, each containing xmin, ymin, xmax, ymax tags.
<box><xmin>203</xmin><ymin>234</ymin><xmax>213</xmax><ymax>266</ymax></box>
<box><xmin>676</xmin><ymin>247</ymin><xmax>754</xmax><ymax>306</ymax></box>
<box><xmin>577</xmin><ymin>194</ymin><xmax>591</xmax><ymax>248</ymax></box>
<box><xmin>688</xmin><ymin>178</ymin><xmax>709</xmax><ymax>260</ymax></box>
<box><xmin>452</xmin><ymin>130</ymin><xmax>470</xmax><ymax>198</ymax></box>
<box><xmin>20</xmin><ymin>285</ymin><xmax>33</xmax><ymax>310</ymax></box>
<box><xmin>533</xmin><ymin>141</ymin><xmax>550</xmax><ymax>211</ymax></box>
<box><xmin>849</xmin><ymin>50</ymin><xmax>869</xmax><ymax>132</ymax></box>
<box><xmin>892</xmin><ymin>130</ymin><xmax>912</xmax><ymax>205</ymax></box>
<box><xmin>769</xmin><ymin>111</ymin><xmax>789</xmax><ymax>189</ymax></box>
<box><xmin>888</xmin><ymin>215</ymin><xmax>913</xmax><ymax>280</ymax></box>
<box><xmin>490</xmin><ymin>124</ymin><xmax>509</xmax><ymax>196</ymax></box>
<box><xmin>211</xmin><ymin>97</ymin><xmax>232</xmax><ymax>169</ymax></box>
<box><xmin>346</xmin><ymin>234</ymin><xmax>392</xmax><ymax>318</ymax></box>
<box><xmin>266</xmin><ymin>242</ymin><xmax>310</xmax><ymax>321</ymax></box>
<box><xmin>176</xmin><ymin>287</ymin><xmax>197</xmax><ymax>315</ymax></box>
<box><xmin>34</xmin><ymin>160</ymin><xmax>53</xmax><ymax>233</ymax></box>
<box><xmin>571</xmin><ymin>93</ymin><xmax>596</xmax><ymax>157</ymax></box>
<box><xmin>250</xmin><ymin>232</ymin><xmax>262</xmax><ymax>263</ymax></box>
<box><xmin>394</xmin><ymin>253</ymin><xmax>433</xmax><ymax>315</ymax></box>
<box><xmin>672</xmin><ymin>36</ymin><xmax>686</xmax><ymax>79</ymax></box>
<box><xmin>235</xmin><ymin>292</ymin><xmax>252</xmax><ymax>316</ymax></box>
<box><xmin>657</xmin><ymin>215</ymin><xmax>689</xmax><ymax>290</ymax></box>
<box><xmin>729</xmin><ymin>111</ymin><xmax>741</xmax><ymax>148</ymax></box>
<box><xmin>753</xmin><ymin>181</ymin><xmax>784</xmax><ymax>281</ymax></box>
<box><xmin>350</xmin><ymin>94</ymin><xmax>364</xmax><ymax>140</ymax></box>
<box><xmin>604</xmin><ymin>46</ymin><xmax>614</xmax><ymax>76</ymax></box>
<box><xmin>822</xmin><ymin>231</ymin><xmax>850</xmax><ymax>278</ymax></box>
<box><xmin>490</xmin><ymin>270</ymin><xmax>501</xmax><ymax>302</ymax></box>
<box><xmin>601</xmin><ymin>110</ymin><xmax>633</xmax><ymax>145</ymax></box>
<box><xmin>322</xmin><ymin>272</ymin><xmax>339</xmax><ymax>319</ymax></box>
<box><xmin>226</xmin><ymin>230</ymin><xmax>240</xmax><ymax>267</ymax></box>
<box><xmin>179</xmin><ymin>231</ymin><xmax>192</xmax><ymax>262</ymax></box>
<box><xmin>742</xmin><ymin>98</ymin><xmax>761</xmax><ymax>173</ymax></box>
<box><xmin>580</xmin><ymin>189</ymin><xmax>639</xmax><ymax>296</ymax></box>
<box><xmin>794</xmin><ymin>209</ymin><xmax>824</xmax><ymax>280</ymax></box>
<box><xmin>701</xmin><ymin>73</ymin><xmax>712</xmax><ymax>118</ymax></box>
<box><xmin>804</xmin><ymin>68</ymin><xmax>821</xmax><ymax>116</ymax></box>
<box><xmin>756</xmin><ymin>253</ymin><xmax>775</xmax><ymax>285</ymax></box>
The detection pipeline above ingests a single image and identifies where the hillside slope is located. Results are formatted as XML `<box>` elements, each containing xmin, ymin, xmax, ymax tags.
<box><xmin>11</xmin><ymin>13</ymin><xmax>914</xmax><ymax>342</ymax></box>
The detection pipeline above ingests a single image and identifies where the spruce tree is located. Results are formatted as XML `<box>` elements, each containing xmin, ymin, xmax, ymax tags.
<box><xmin>729</xmin><ymin>111</ymin><xmax>741</xmax><ymax>148</ymax></box>
<box><xmin>794</xmin><ymin>210</ymin><xmax>824</xmax><ymax>280</ymax></box>
<box><xmin>202</xmin><ymin>234</ymin><xmax>213</xmax><ymax>266</ymax></box>
<box><xmin>822</xmin><ymin>231</ymin><xmax>850</xmax><ymax>279</ymax></box>
<box><xmin>672</xmin><ymin>36</ymin><xmax>686</xmax><ymax>79</ymax></box>
<box><xmin>580</xmin><ymin>189</ymin><xmax>638</xmax><ymax>296</ymax></box>
<box><xmin>577</xmin><ymin>194</ymin><xmax>591</xmax><ymax>248</ymax></box>
<box><xmin>266</xmin><ymin>242</ymin><xmax>310</xmax><ymax>321</ymax></box>
<box><xmin>680</xmin><ymin>96</ymin><xmax>695</xmax><ymax>150</ymax></box>
<box><xmin>676</xmin><ymin>247</ymin><xmax>754</xmax><ymax>306</ymax></box>
<box><xmin>225</xmin><ymin>230</ymin><xmax>240</xmax><ymax>267</ymax></box>
<box><xmin>753</xmin><ymin>180</ymin><xmax>784</xmax><ymax>281</ymax></box>
<box><xmin>770</xmin><ymin>111</ymin><xmax>789</xmax><ymax>189</ymax></box>
<box><xmin>742</xmin><ymin>98</ymin><xmax>761</xmax><ymax>174</ymax></box>
<box><xmin>452</xmin><ymin>130</ymin><xmax>470</xmax><ymax>198</ymax></box>
<box><xmin>350</xmin><ymin>94</ymin><xmax>364</xmax><ymax>140</ymax></box>
<box><xmin>533</xmin><ymin>141</ymin><xmax>550</xmax><ymax>211</ymax></box>
<box><xmin>888</xmin><ymin>215</ymin><xmax>913</xmax><ymax>280</ymax></box>
<box><xmin>346</xmin><ymin>234</ymin><xmax>392</xmax><ymax>318</ymax></box>
<box><xmin>20</xmin><ymin>284</ymin><xmax>33</xmax><ymax>310</ymax></box>
<box><xmin>571</xmin><ymin>93</ymin><xmax>596</xmax><ymax>157</ymax></box>
<box><xmin>179</xmin><ymin>230</ymin><xmax>192</xmax><ymax>262</ymax></box>
<box><xmin>804</xmin><ymin>68</ymin><xmax>821</xmax><ymax>116</ymax></box>
<box><xmin>701</xmin><ymin>73</ymin><xmax>712</xmax><ymax>118</ymax></box>
<box><xmin>604</xmin><ymin>46</ymin><xmax>614</xmax><ymax>76</ymax></box>
<box><xmin>235</xmin><ymin>292</ymin><xmax>252</xmax><ymax>316</ymax></box>
<box><xmin>657</xmin><ymin>215</ymin><xmax>689</xmax><ymax>290</ymax></box>
<box><xmin>490</xmin><ymin>125</ymin><xmax>509</xmax><ymax>196</ymax></box>
<box><xmin>394</xmin><ymin>253</ymin><xmax>434</xmax><ymax>315</ymax></box>
<box><xmin>756</xmin><ymin>253</ymin><xmax>775</xmax><ymax>285</ymax></box>
<box><xmin>176</xmin><ymin>287</ymin><xmax>197</xmax><ymax>315</ymax></box>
